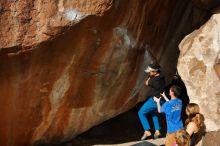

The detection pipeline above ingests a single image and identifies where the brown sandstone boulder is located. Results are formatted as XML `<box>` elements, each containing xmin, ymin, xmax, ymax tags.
<box><xmin>0</xmin><ymin>1</ymin><xmax>177</xmax><ymax>145</ymax></box>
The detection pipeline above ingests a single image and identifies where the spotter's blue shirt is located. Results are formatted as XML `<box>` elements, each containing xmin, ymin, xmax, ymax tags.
<box><xmin>161</xmin><ymin>98</ymin><xmax>183</xmax><ymax>133</ymax></box>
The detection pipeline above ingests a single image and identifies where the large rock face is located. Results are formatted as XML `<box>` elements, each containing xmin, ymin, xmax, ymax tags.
<box><xmin>178</xmin><ymin>13</ymin><xmax>220</xmax><ymax>141</ymax></box>
<box><xmin>0</xmin><ymin>0</ymin><xmax>211</xmax><ymax>146</ymax></box>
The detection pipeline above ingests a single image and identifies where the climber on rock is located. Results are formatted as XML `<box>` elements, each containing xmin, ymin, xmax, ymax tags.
<box><xmin>138</xmin><ymin>63</ymin><xmax>166</xmax><ymax>140</ymax></box>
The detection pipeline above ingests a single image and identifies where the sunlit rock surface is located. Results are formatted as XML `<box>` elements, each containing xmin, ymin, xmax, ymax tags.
<box><xmin>178</xmin><ymin>13</ymin><xmax>220</xmax><ymax>132</ymax></box>
<box><xmin>0</xmin><ymin>0</ymin><xmax>113</xmax><ymax>48</ymax></box>
<box><xmin>0</xmin><ymin>0</ymin><xmax>211</xmax><ymax>146</ymax></box>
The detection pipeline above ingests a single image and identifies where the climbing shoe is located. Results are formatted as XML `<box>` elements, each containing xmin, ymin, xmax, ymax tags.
<box><xmin>140</xmin><ymin>131</ymin><xmax>152</xmax><ymax>140</ymax></box>
<box><xmin>154</xmin><ymin>130</ymin><xmax>161</xmax><ymax>139</ymax></box>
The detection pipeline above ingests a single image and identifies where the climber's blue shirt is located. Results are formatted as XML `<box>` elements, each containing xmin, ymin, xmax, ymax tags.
<box><xmin>161</xmin><ymin>98</ymin><xmax>183</xmax><ymax>133</ymax></box>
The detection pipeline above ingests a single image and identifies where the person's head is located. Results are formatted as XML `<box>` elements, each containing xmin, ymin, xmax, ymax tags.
<box><xmin>169</xmin><ymin>85</ymin><xmax>181</xmax><ymax>97</ymax></box>
<box><xmin>145</xmin><ymin>64</ymin><xmax>160</xmax><ymax>77</ymax></box>
<box><xmin>186</xmin><ymin>103</ymin><xmax>204</xmax><ymax>129</ymax></box>
<box><xmin>175</xmin><ymin>130</ymin><xmax>191</xmax><ymax>146</ymax></box>
<box><xmin>186</xmin><ymin>103</ymin><xmax>200</xmax><ymax>115</ymax></box>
